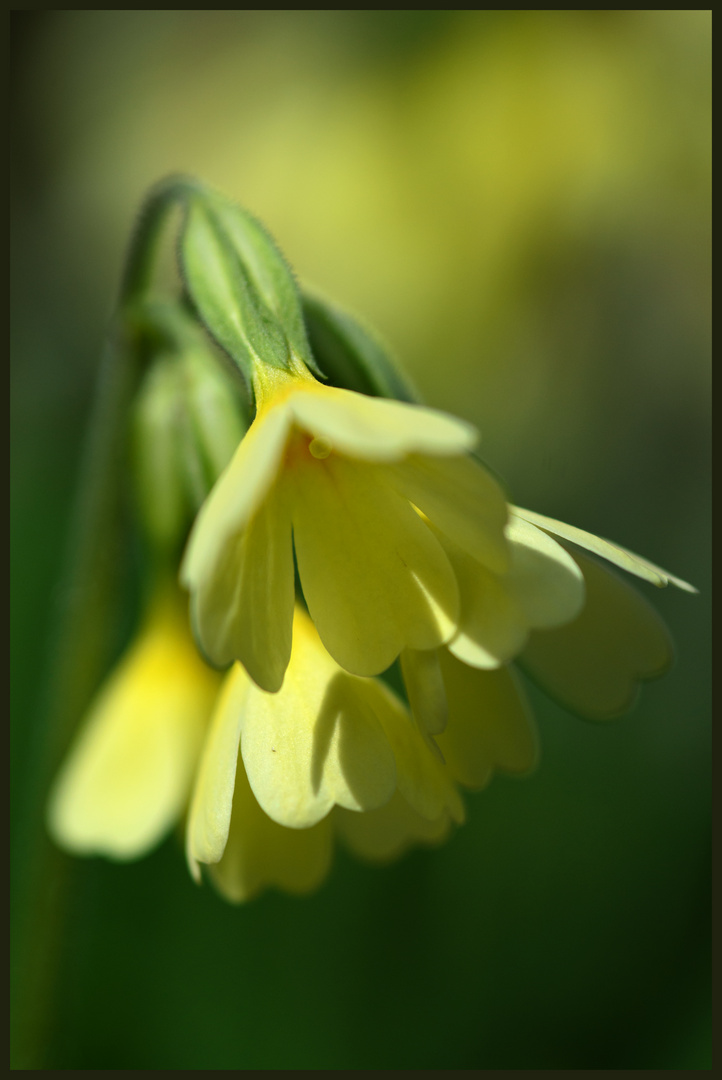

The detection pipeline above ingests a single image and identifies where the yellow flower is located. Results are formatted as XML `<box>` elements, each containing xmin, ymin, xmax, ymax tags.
<box><xmin>186</xmin><ymin>605</ymin><xmax>472</xmax><ymax>902</ymax></box>
<box><xmin>393</xmin><ymin>504</ymin><xmax>697</xmax><ymax>806</ymax></box>
<box><xmin>402</xmin><ymin>504</ymin><xmax>697</xmax><ymax>740</ymax></box>
<box><xmin>181</xmin><ymin>362</ymin><xmax>508</xmax><ymax>691</ymax></box>
<box><xmin>47</xmin><ymin>587</ymin><xmax>220</xmax><ymax>860</ymax></box>
<box><xmin>190</xmin><ymin>488</ymin><xmax>699</xmax><ymax>903</ymax></box>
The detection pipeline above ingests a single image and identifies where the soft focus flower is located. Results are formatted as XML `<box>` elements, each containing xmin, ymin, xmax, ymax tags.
<box><xmin>181</xmin><ymin>361</ymin><xmax>509</xmax><ymax>691</ymax></box>
<box><xmin>47</xmin><ymin>585</ymin><xmax>220</xmax><ymax>860</ymax></box>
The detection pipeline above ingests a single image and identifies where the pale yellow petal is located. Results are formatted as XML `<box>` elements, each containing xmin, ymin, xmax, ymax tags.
<box><xmin>368</xmin><ymin>679</ymin><xmax>465</xmax><ymax>824</ymax></box>
<box><xmin>186</xmin><ymin>664</ymin><xmax>251</xmax><ymax>877</ymax></box>
<box><xmin>385</xmin><ymin>453</ymin><xmax>509</xmax><ymax>573</ymax></box>
<box><xmin>400</xmin><ymin>648</ymin><xmax>448</xmax><ymax>736</ymax></box>
<box><xmin>208</xmin><ymin>761</ymin><xmax>333</xmax><ymax>903</ymax></box>
<box><xmin>512</xmin><ymin>506</ymin><xmax>698</xmax><ymax>593</ymax></box>
<box><xmin>436</xmin><ymin>651</ymin><xmax>538</xmax><ymax>790</ymax></box>
<box><xmin>292</xmin><ymin>456</ymin><xmax>459</xmax><ymax>675</ymax></box>
<box><xmin>186</xmin><ymin>476</ymin><xmax>295</xmax><ymax>690</ymax></box>
<box><xmin>520</xmin><ymin>549</ymin><xmax>676</xmax><ymax>720</ymax></box>
<box><xmin>504</xmin><ymin>515</ymin><xmax>586</xmax><ymax>629</ymax></box>
<box><xmin>240</xmin><ymin>609</ymin><xmax>397</xmax><ymax>828</ymax></box>
<box><xmin>438</xmin><ymin>519</ymin><xmax>584</xmax><ymax>669</ymax></box>
<box><xmin>430</xmin><ymin>526</ymin><xmax>527</xmax><ymax>669</ymax></box>
<box><xmin>181</xmin><ymin>400</ymin><xmax>291</xmax><ymax>586</ymax></box>
<box><xmin>48</xmin><ymin>601</ymin><xmax>219</xmax><ymax>860</ymax></box>
<box><xmin>289</xmin><ymin>384</ymin><xmax>478</xmax><ymax>462</ymax></box>
<box><xmin>334</xmin><ymin>793</ymin><xmax>452</xmax><ymax>864</ymax></box>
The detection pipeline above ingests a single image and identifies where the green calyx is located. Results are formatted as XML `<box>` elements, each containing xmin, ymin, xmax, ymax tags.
<box><xmin>121</xmin><ymin>176</ymin><xmax>419</xmax><ymax>411</ymax></box>
<box><xmin>179</xmin><ymin>189</ymin><xmax>323</xmax><ymax>387</ymax></box>
<box><xmin>301</xmin><ymin>288</ymin><xmax>419</xmax><ymax>403</ymax></box>
<box><xmin>121</xmin><ymin>175</ymin><xmax>323</xmax><ymax>397</ymax></box>
<box><xmin>131</xmin><ymin>302</ymin><xmax>248</xmax><ymax>555</ymax></box>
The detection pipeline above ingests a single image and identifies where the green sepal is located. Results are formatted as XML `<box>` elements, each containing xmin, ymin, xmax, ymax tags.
<box><xmin>205</xmin><ymin>192</ymin><xmax>321</xmax><ymax>375</ymax></box>
<box><xmin>132</xmin><ymin>354</ymin><xmax>191</xmax><ymax>552</ymax></box>
<box><xmin>302</xmin><ymin>288</ymin><xmax>419</xmax><ymax>403</ymax></box>
<box><xmin>180</xmin><ymin>192</ymin><xmax>322</xmax><ymax>385</ymax></box>
<box><xmin>183</xmin><ymin>344</ymin><xmax>248</xmax><ymax>488</ymax></box>
<box><xmin>131</xmin><ymin>303</ymin><xmax>248</xmax><ymax>555</ymax></box>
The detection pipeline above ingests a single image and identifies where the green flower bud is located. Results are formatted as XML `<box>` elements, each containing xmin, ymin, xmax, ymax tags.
<box><xmin>180</xmin><ymin>189</ymin><xmax>322</xmax><ymax>387</ymax></box>
<box><xmin>302</xmin><ymin>289</ymin><xmax>419</xmax><ymax>403</ymax></box>
<box><xmin>132</xmin><ymin>333</ymin><xmax>247</xmax><ymax>555</ymax></box>
<box><xmin>132</xmin><ymin>352</ymin><xmax>188</xmax><ymax>552</ymax></box>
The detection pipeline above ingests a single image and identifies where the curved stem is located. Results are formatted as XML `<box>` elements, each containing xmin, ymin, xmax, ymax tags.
<box><xmin>119</xmin><ymin>174</ymin><xmax>203</xmax><ymax>309</ymax></box>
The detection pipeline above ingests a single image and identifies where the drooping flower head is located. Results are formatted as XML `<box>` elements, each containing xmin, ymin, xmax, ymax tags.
<box><xmin>181</xmin><ymin>360</ymin><xmax>510</xmax><ymax>692</ymax></box>
<box><xmin>45</xmin><ymin>176</ymin><xmax>698</xmax><ymax>910</ymax></box>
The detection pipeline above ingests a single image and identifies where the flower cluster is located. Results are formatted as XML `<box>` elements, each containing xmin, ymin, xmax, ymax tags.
<box><xmin>47</xmin><ymin>179</ymin><xmax>695</xmax><ymax>903</ymax></box>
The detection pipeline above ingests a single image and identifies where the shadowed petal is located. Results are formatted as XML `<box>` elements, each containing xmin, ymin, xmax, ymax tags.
<box><xmin>385</xmin><ymin>453</ymin><xmax>509</xmax><ymax>573</ymax></box>
<box><xmin>293</xmin><ymin>456</ymin><xmax>459</xmax><ymax>675</ymax></box>
<box><xmin>187</xmin><ymin>476</ymin><xmax>295</xmax><ymax>690</ymax></box>
<box><xmin>520</xmin><ymin>549</ymin><xmax>675</xmax><ymax>720</ymax></box>
<box><xmin>334</xmin><ymin>793</ymin><xmax>452</xmax><ymax>864</ymax></box>
<box><xmin>367</xmin><ymin>678</ymin><xmax>465</xmax><ymax>824</ymax></box>
<box><xmin>436</xmin><ymin>652</ymin><xmax>539</xmax><ymax>790</ymax></box>
<box><xmin>400</xmin><ymin>648</ymin><xmax>448</xmax><ymax>736</ymax></box>
<box><xmin>207</xmin><ymin>762</ymin><xmax>334</xmax><ymax>903</ymax></box>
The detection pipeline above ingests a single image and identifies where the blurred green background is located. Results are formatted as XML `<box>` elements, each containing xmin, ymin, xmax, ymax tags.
<box><xmin>11</xmin><ymin>11</ymin><xmax>710</xmax><ymax>1069</ymax></box>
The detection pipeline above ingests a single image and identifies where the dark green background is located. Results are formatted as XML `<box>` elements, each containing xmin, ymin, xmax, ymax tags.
<box><xmin>12</xmin><ymin>11</ymin><xmax>710</xmax><ymax>1069</ymax></box>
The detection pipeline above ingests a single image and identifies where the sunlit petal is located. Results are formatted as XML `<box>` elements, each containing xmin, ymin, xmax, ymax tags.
<box><xmin>289</xmin><ymin>384</ymin><xmax>478</xmax><ymax>461</ymax></box>
<box><xmin>437</xmin><ymin>532</ymin><xmax>528</xmax><ymax>668</ymax></box>
<box><xmin>240</xmin><ymin>609</ymin><xmax>397</xmax><ymax>828</ymax></box>
<box><xmin>186</xmin><ymin>664</ymin><xmax>250</xmax><ymax>879</ymax></box>
<box><xmin>438</xmin><ymin>517</ymin><xmax>584</xmax><ymax>669</ymax></box>
<box><xmin>181</xmin><ymin>400</ymin><xmax>291</xmax><ymax>586</ymax></box>
<box><xmin>504</xmin><ymin>515</ymin><xmax>585</xmax><ymax>628</ymax></box>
